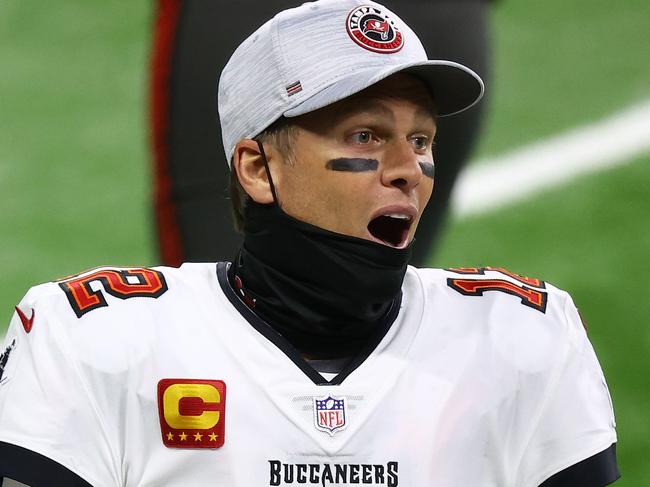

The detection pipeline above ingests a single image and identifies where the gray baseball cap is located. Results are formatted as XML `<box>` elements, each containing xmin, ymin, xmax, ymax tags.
<box><xmin>218</xmin><ymin>0</ymin><xmax>484</xmax><ymax>163</ymax></box>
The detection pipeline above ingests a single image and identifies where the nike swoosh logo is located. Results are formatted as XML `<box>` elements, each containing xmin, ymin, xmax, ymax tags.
<box><xmin>15</xmin><ymin>306</ymin><xmax>35</xmax><ymax>333</ymax></box>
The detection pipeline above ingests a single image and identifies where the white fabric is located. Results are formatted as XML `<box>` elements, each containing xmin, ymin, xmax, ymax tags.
<box><xmin>0</xmin><ymin>264</ymin><xmax>616</xmax><ymax>486</ymax></box>
<box><xmin>217</xmin><ymin>0</ymin><xmax>484</xmax><ymax>162</ymax></box>
<box><xmin>2</xmin><ymin>479</ymin><xmax>30</xmax><ymax>487</ymax></box>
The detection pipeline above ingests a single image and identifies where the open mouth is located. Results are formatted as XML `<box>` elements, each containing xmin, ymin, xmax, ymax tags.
<box><xmin>367</xmin><ymin>213</ymin><xmax>413</xmax><ymax>248</ymax></box>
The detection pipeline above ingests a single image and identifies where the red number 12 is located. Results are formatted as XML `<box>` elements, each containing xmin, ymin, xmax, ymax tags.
<box><xmin>446</xmin><ymin>267</ymin><xmax>547</xmax><ymax>313</ymax></box>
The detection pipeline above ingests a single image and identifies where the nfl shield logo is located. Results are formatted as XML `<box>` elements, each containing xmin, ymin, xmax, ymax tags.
<box><xmin>314</xmin><ymin>396</ymin><xmax>347</xmax><ymax>435</ymax></box>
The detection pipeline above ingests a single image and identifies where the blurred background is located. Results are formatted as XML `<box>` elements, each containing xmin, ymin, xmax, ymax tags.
<box><xmin>1</xmin><ymin>0</ymin><xmax>648</xmax><ymax>482</ymax></box>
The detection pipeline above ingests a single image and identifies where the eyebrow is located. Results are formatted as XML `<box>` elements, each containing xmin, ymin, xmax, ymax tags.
<box><xmin>332</xmin><ymin>98</ymin><xmax>437</xmax><ymax>127</ymax></box>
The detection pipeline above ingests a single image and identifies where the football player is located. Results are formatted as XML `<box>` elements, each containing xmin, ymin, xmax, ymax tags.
<box><xmin>0</xmin><ymin>1</ymin><xmax>618</xmax><ymax>485</ymax></box>
<box><xmin>150</xmin><ymin>0</ymin><xmax>491</xmax><ymax>267</ymax></box>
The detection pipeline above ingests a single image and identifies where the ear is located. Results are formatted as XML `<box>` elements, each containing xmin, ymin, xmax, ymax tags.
<box><xmin>233</xmin><ymin>139</ymin><xmax>275</xmax><ymax>204</ymax></box>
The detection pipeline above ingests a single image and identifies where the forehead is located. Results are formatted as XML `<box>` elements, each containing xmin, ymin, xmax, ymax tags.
<box><xmin>314</xmin><ymin>74</ymin><xmax>436</xmax><ymax>125</ymax></box>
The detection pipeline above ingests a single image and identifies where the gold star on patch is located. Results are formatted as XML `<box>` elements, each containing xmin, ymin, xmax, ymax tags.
<box><xmin>194</xmin><ymin>432</ymin><xmax>203</xmax><ymax>442</ymax></box>
<box><xmin>166</xmin><ymin>432</ymin><xmax>174</xmax><ymax>441</ymax></box>
<box><xmin>179</xmin><ymin>432</ymin><xmax>188</xmax><ymax>441</ymax></box>
<box><xmin>209</xmin><ymin>432</ymin><xmax>218</xmax><ymax>442</ymax></box>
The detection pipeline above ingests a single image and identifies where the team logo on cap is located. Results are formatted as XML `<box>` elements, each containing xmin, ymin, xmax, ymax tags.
<box><xmin>314</xmin><ymin>395</ymin><xmax>347</xmax><ymax>435</ymax></box>
<box><xmin>346</xmin><ymin>6</ymin><xmax>403</xmax><ymax>54</ymax></box>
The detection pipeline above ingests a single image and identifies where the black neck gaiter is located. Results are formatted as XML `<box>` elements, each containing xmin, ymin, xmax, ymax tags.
<box><xmin>230</xmin><ymin>201</ymin><xmax>411</xmax><ymax>358</ymax></box>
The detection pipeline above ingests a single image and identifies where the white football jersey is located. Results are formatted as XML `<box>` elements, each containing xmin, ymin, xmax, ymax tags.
<box><xmin>0</xmin><ymin>263</ymin><xmax>616</xmax><ymax>486</ymax></box>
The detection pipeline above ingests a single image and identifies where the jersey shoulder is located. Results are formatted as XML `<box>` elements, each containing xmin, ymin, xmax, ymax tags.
<box><xmin>404</xmin><ymin>266</ymin><xmax>600</xmax><ymax>414</ymax></box>
<box><xmin>406</xmin><ymin>265</ymin><xmax>588</xmax><ymax>357</ymax></box>
<box><xmin>409</xmin><ymin>264</ymin><xmax>574</xmax><ymax>316</ymax></box>
<box><xmin>19</xmin><ymin>262</ymin><xmax>220</xmax><ymax>319</ymax></box>
<box><xmin>10</xmin><ymin>263</ymin><xmax>227</xmax><ymax>373</ymax></box>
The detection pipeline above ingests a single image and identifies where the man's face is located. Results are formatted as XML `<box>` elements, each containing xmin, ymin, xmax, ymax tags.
<box><xmin>268</xmin><ymin>74</ymin><xmax>436</xmax><ymax>248</ymax></box>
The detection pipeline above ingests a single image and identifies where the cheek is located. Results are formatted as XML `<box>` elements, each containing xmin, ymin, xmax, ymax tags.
<box><xmin>281</xmin><ymin>170</ymin><xmax>374</xmax><ymax>232</ymax></box>
<box><xmin>419</xmin><ymin>173</ymin><xmax>434</xmax><ymax>201</ymax></box>
<box><xmin>312</xmin><ymin>175</ymin><xmax>370</xmax><ymax>219</ymax></box>
<box><xmin>324</xmin><ymin>175</ymin><xmax>379</xmax><ymax>232</ymax></box>
<box><xmin>278</xmin><ymin>169</ymin><xmax>340</xmax><ymax>218</ymax></box>
<box><xmin>412</xmin><ymin>180</ymin><xmax>435</xmax><ymax>232</ymax></box>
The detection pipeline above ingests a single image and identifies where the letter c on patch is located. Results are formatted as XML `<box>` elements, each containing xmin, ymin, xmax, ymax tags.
<box><xmin>163</xmin><ymin>382</ymin><xmax>221</xmax><ymax>429</ymax></box>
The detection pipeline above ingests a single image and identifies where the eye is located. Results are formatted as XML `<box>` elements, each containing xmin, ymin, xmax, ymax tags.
<box><xmin>349</xmin><ymin>131</ymin><xmax>374</xmax><ymax>145</ymax></box>
<box><xmin>410</xmin><ymin>136</ymin><xmax>430</xmax><ymax>152</ymax></box>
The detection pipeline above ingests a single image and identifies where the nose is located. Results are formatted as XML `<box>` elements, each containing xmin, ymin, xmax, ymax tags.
<box><xmin>380</xmin><ymin>139</ymin><xmax>423</xmax><ymax>191</ymax></box>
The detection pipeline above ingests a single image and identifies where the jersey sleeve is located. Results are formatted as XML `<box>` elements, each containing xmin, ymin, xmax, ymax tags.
<box><xmin>516</xmin><ymin>293</ymin><xmax>619</xmax><ymax>486</ymax></box>
<box><xmin>0</xmin><ymin>286</ymin><xmax>120</xmax><ymax>486</ymax></box>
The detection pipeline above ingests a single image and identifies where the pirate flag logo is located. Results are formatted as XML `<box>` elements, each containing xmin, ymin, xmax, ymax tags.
<box><xmin>346</xmin><ymin>6</ymin><xmax>404</xmax><ymax>54</ymax></box>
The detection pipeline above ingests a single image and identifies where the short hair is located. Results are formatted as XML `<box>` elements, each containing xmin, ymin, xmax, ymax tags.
<box><xmin>229</xmin><ymin>117</ymin><xmax>297</xmax><ymax>232</ymax></box>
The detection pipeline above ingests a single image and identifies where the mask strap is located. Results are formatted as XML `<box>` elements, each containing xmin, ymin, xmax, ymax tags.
<box><xmin>256</xmin><ymin>140</ymin><xmax>279</xmax><ymax>205</ymax></box>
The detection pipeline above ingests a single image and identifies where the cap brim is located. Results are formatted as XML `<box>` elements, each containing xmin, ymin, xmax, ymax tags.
<box><xmin>284</xmin><ymin>60</ymin><xmax>484</xmax><ymax>119</ymax></box>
